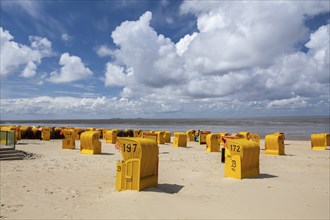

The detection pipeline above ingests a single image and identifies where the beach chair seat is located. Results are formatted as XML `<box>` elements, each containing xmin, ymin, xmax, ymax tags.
<box><xmin>219</xmin><ymin>132</ymin><xmax>229</xmax><ymax>146</ymax></box>
<box><xmin>199</xmin><ymin>131</ymin><xmax>211</xmax><ymax>145</ymax></box>
<box><xmin>80</xmin><ymin>131</ymin><xmax>101</xmax><ymax>154</ymax></box>
<box><xmin>311</xmin><ymin>133</ymin><xmax>330</xmax><ymax>150</ymax></box>
<box><xmin>41</xmin><ymin>126</ymin><xmax>51</xmax><ymax>141</ymax></box>
<box><xmin>265</xmin><ymin>133</ymin><xmax>285</xmax><ymax>155</ymax></box>
<box><xmin>248</xmin><ymin>133</ymin><xmax>260</xmax><ymax>146</ymax></box>
<box><xmin>142</xmin><ymin>132</ymin><xmax>158</xmax><ymax>143</ymax></box>
<box><xmin>133</xmin><ymin>130</ymin><xmax>142</xmax><ymax>137</ymax></box>
<box><xmin>206</xmin><ymin>133</ymin><xmax>220</xmax><ymax>152</ymax></box>
<box><xmin>116</xmin><ymin>138</ymin><xmax>159</xmax><ymax>191</ymax></box>
<box><xmin>105</xmin><ymin>129</ymin><xmax>119</xmax><ymax>144</ymax></box>
<box><xmin>155</xmin><ymin>131</ymin><xmax>165</xmax><ymax>144</ymax></box>
<box><xmin>73</xmin><ymin>128</ymin><xmax>83</xmax><ymax>140</ymax></box>
<box><xmin>62</xmin><ymin>129</ymin><xmax>75</xmax><ymax>149</ymax></box>
<box><xmin>173</xmin><ymin>132</ymin><xmax>187</xmax><ymax>147</ymax></box>
<box><xmin>239</xmin><ymin>131</ymin><xmax>250</xmax><ymax>139</ymax></box>
<box><xmin>186</xmin><ymin>130</ymin><xmax>196</xmax><ymax>142</ymax></box>
<box><xmin>164</xmin><ymin>131</ymin><xmax>171</xmax><ymax>143</ymax></box>
<box><xmin>224</xmin><ymin>138</ymin><xmax>260</xmax><ymax>179</ymax></box>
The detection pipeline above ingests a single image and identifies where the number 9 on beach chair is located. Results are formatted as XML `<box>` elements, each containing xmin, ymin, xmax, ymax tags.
<box><xmin>62</xmin><ymin>129</ymin><xmax>75</xmax><ymax>149</ymax></box>
<box><xmin>116</xmin><ymin>138</ymin><xmax>159</xmax><ymax>191</ymax></box>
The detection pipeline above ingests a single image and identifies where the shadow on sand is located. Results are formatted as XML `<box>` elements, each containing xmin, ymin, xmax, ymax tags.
<box><xmin>99</xmin><ymin>152</ymin><xmax>114</xmax><ymax>156</ymax></box>
<box><xmin>145</xmin><ymin>183</ymin><xmax>184</xmax><ymax>194</ymax></box>
<box><xmin>159</xmin><ymin>152</ymin><xmax>169</xmax><ymax>154</ymax></box>
<box><xmin>251</xmin><ymin>173</ymin><xmax>278</xmax><ymax>179</ymax></box>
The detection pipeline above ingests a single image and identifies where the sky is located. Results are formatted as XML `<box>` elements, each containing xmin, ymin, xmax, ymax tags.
<box><xmin>0</xmin><ymin>0</ymin><xmax>329</xmax><ymax>120</ymax></box>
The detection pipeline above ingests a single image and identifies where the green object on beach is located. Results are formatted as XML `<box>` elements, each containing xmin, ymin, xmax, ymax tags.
<box><xmin>0</xmin><ymin>131</ymin><xmax>15</xmax><ymax>147</ymax></box>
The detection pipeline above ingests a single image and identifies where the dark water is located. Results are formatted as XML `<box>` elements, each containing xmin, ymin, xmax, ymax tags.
<box><xmin>1</xmin><ymin>116</ymin><xmax>329</xmax><ymax>140</ymax></box>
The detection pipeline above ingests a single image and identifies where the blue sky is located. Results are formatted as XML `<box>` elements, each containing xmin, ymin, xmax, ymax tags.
<box><xmin>0</xmin><ymin>0</ymin><xmax>329</xmax><ymax>120</ymax></box>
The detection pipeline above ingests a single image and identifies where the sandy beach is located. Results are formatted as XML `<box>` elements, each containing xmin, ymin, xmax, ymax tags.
<box><xmin>0</xmin><ymin>138</ymin><xmax>329</xmax><ymax>219</ymax></box>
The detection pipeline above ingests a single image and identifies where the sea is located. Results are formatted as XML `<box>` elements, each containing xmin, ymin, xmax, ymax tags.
<box><xmin>1</xmin><ymin>116</ymin><xmax>329</xmax><ymax>140</ymax></box>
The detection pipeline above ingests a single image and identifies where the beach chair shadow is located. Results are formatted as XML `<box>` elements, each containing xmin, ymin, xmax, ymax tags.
<box><xmin>16</xmin><ymin>142</ymin><xmax>29</xmax><ymax>145</ymax></box>
<box><xmin>145</xmin><ymin>183</ymin><xmax>184</xmax><ymax>194</ymax></box>
<box><xmin>99</xmin><ymin>152</ymin><xmax>114</xmax><ymax>155</ymax></box>
<box><xmin>243</xmin><ymin>173</ymin><xmax>278</xmax><ymax>179</ymax></box>
<box><xmin>255</xmin><ymin>173</ymin><xmax>278</xmax><ymax>179</ymax></box>
<box><xmin>27</xmin><ymin>142</ymin><xmax>44</xmax><ymax>145</ymax></box>
<box><xmin>283</xmin><ymin>154</ymin><xmax>295</xmax><ymax>156</ymax></box>
<box><xmin>159</xmin><ymin>152</ymin><xmax>169</xmax><ymax>154</ymax></box>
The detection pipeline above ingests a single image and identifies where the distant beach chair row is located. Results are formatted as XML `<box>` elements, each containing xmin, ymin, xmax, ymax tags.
<box><xmin>1</xmin><ymin>125</ymin><xmax>329</xmax><ymax>192</ymax></box>
<box><xmin>1</xmin><ymin>124</ymin><xmax>329</xmax><ymax>151</ymax></box>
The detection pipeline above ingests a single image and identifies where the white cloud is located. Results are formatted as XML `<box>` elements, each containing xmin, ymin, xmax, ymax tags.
<box><xmin>21</xmin><ymin>61</ymin><xmax>37</xmax><ymax>78</ymax></box>
<box><xmin>1</xmin><ymin>1</ymin><xmax>41</xmax><ymax>18</ymax></box>
<box><xmin>181</xmin><ymin>1</ymin><xmax>317</xmax><ymax>75</ymax></box>
<box><xmin>197</xmin><ymin>11</ymin><xmax>227</xmax><ymax>33</ymax></box>
<box><xmin>110</xmin><ymin>11</ymin><xmax>185</xmax><ymax>88</ymax></box>
<box><xmin>2</xmin><ymin>2</ymin><xmax>329</xmax><ymax>119</ymax></box>
<box><xmin>0</xmin><ymin>96</ymin><xmax>147</xmax><ymax>118</ymax></box>
<box><xmin>48</xmin><ymin>52</ymin><xmax>93</xmax><ymax>83</ymax></box>
<box><xmin>305</xmin><ymin>24</ymin><xmax>329</xmax><ymax>67</ymax></box>
<box><xmin>267</xmin><ymin>96</ymin><xmax>309</xmax><ymax>109</ymax></box>
<box><xmin>101</xmin><ymin>3</ymin><xmax>329</xmax><ymax>115</ymax></box>
<box><xmin>96</xmin><ymin>45</ymin><xmax>113</xmax><ymax>57</ymax></box>
<box><xmin>165</xmin><ymin>17</ymin><xmax>174</xmax><ymax>24</ymax></box>
<box><xmin>161</xmin><ymin>0</ymin><xmax>169</xmax><ymax>7</ymax></box>
<box><xmin>175</xmin><ymin>32</ymin><xmax>198</xmax><ymax>56</ymax></box>
<box><xmin>0</xmin><ymin>27</ymin><xmax>53</xmax><ymax>77</ymax></box>
<box><xmin>2</xmin><ymin>93</ymin><xmax>327</xmax><ymax>120</ymax></box>
<box><xmin>104</xmin><ymin>63</ymin><xmax>130</xmax><ymax>87</ymax></box>
<box><xmin>61</xmin><ymin>33</ymin><xmax>72</xmax><ymax>42</ymax></box>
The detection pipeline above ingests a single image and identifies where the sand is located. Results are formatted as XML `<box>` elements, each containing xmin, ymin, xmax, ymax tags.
<box><xmin>0</xmin><ymin>138</ymin><xmax>329</xmax><ymax>219</ymax></box>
